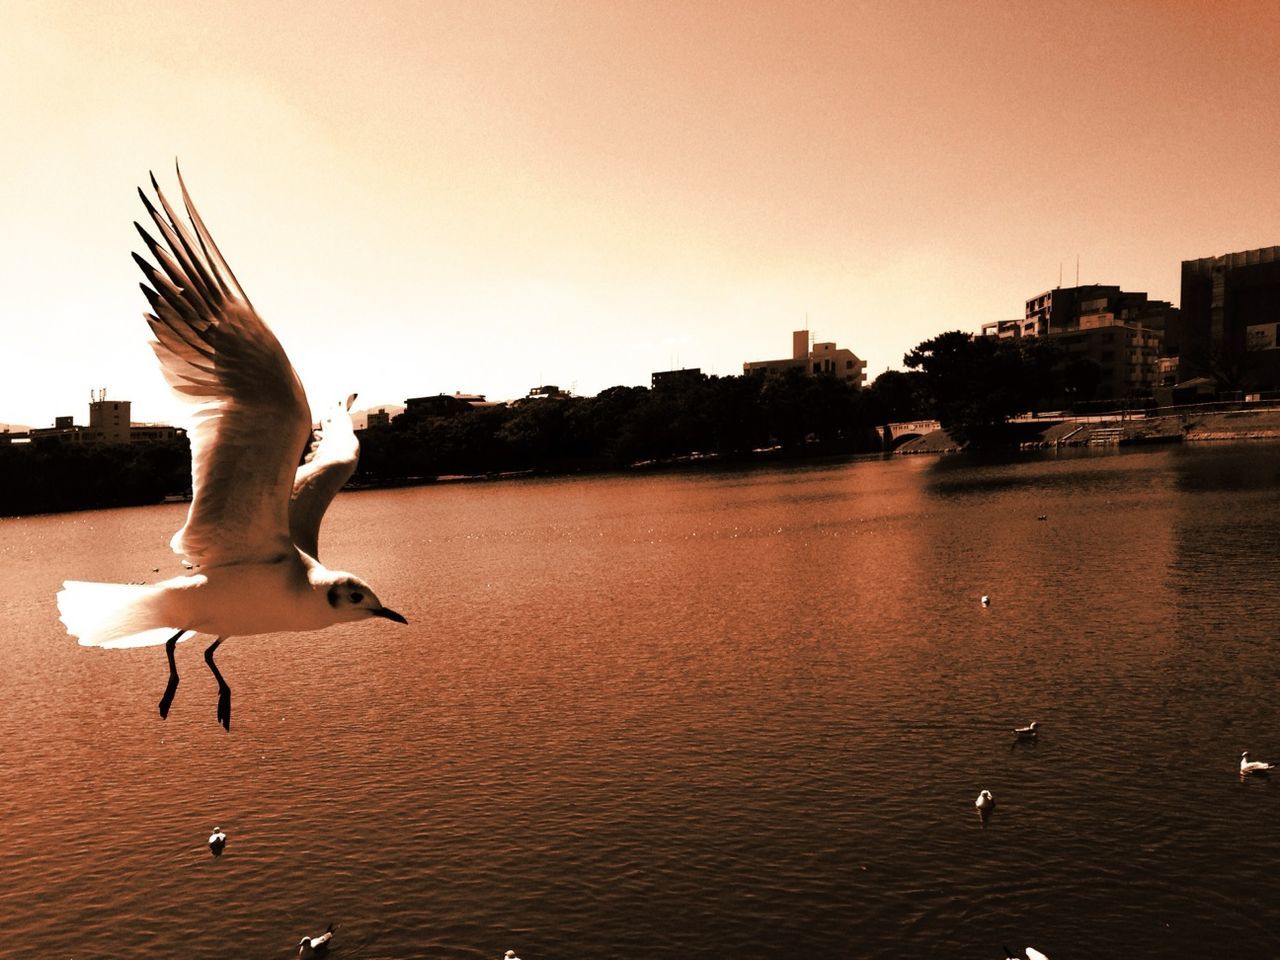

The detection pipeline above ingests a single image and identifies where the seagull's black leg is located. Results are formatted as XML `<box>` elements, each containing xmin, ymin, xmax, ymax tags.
<box><xmin>204</xmin><ymin>636</ymin><xmax>231</xmax><ymax>731</ymax></box>
<box><xmin>158</xmin><ymin>630</ymin><xmax>186</xmax><ymax>719</ymax></box>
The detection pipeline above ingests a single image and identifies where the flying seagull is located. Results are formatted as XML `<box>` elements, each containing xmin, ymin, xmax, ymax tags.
<box><xmin>1240</xmin><ymin>751</ymin><xmax>1276</xmax><ymax>775</ymax></box>
<box><xmin>57</xmin><ymin>168</ymin><xmax>407</xmax><ymax>730</ymax></box>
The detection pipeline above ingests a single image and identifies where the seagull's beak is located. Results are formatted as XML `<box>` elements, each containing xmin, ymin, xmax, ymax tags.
<box><xmin>372</xmin><ymin>607</ymin><xmax>408</xmax><ymax>624</ymax></box>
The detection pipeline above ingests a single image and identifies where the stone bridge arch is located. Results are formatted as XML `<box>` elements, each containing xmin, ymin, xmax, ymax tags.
<box><xmin>882</xmin><ymin>419</ymin><xmax>942</xmax><ymax>449</ymax></box>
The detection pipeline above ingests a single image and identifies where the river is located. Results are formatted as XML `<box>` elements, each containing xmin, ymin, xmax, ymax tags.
<box><xmin>2</xmin><ymin>443</ymin><xmax>1279</xmax><ymax>958</ymax></box>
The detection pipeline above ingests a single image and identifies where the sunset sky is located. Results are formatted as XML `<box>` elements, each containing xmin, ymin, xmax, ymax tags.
<box><xmin>2</xmin><ymin>0</ymin><xmax>1278</xmax><ymax>427</ymax></box>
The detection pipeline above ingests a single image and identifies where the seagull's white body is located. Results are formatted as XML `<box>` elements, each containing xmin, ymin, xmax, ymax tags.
<box><xmin>56</xmin><ymin>169</ymin><xmax>406</xmax><ymax>728</ymax></box>
<box><xmin>1014</xmin><ymin>721</ymin><xmax>1040</xmax><ymax>740</ymax></box>
<box><xmin>975</xmin><ymin>789</ymin><xmax>995</xmax><ymax>811</ymax></box>
<box><xmin>504</xmin><ymin>951</ymin><xmax>522</xmax><ymax>960</ymax></box>
<box><xmin>1241</xmin><ymin>751</ymin><xmax>1275</xmax><ymax>775</ymax></box>
<box><xmin>298</xmin><ymin>924</ymin><xmax>334</xmax><ymax>956</ymax></box>
<box><xmin>981</xmin><ymin>595</ymin><xmax>991</xmax><ymax>607</ymax></box>
<box><xmin>208</xmin><ymin>827</ymin><xmax>226</xmax><ymax>851</ymax></box>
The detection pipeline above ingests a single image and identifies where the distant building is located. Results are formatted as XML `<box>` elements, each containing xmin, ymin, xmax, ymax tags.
<box><xmin>984</xmin><ymin>284</ymin><xmax>1176</xmax><ymax>399</ymax></box>
<box><xmin>128</xmin><ymin>424</ymin><xmax>185</xmax><ymax>443</ymax></box>
<box><xmin>89</xmin><ymin>395</ymin><xmax>131</xmax><ymax>444</ymax></box>
<box><xmin>517</xmin><ymin>385</ymin><xmax>572</xmax><ymax>403</ymax></box>
<box><xmin>1047</xmin><ymin>325</ymin><xmax>1163</xmax><ymax>399</ymax></box>
<box><xmin>1018</xmin><ymin>284</ymin><xmax>1175</xmax><ymax>341</ymax></box>
<box><xmin>365</xmin><ymin>408</ymin><xmax>392</xmax><ymax>428</ymax></box>
<box><xmin>24</xmin><ymin>393</ymin><xmax>184</xmax><ymax>445</ymax></box>
<box><xmin>744</xmin><ymin>329</ymin><xmax>866</xmax><ymax>387</ymax></box>
<box><xmin>403</xmin><ymin>392</ymin><xmax>500</xmax><ymax>418</ymax></box>
<box><xmin>651</xmin><ymin>368</ymin><xmax>704</xmax><ymax>390</ymax></box>
<box><xmin>1170</xmin><ymin>245</ymin><xmax>1280</xmax><ymax>390</ymax></box>
<box><xmin>980</xmin><ymin>319</ymin><xmax>1025</xmax><ymax>339</ymax></box>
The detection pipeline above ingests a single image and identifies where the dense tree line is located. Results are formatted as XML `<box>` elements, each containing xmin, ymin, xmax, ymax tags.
<box><xmin>3</xmin><ymin>330</ymin><xmax>1115</xmax><ymax>515</ymax></box>
<box><xmin>354</xmin><ymin>369</ymin><xmax>919</xmax><ymax>482</ymax></box>
<box><xmin>0</xmin><ymin>437</ymin><xmax>191</xmax><ymax>516</ymax></box>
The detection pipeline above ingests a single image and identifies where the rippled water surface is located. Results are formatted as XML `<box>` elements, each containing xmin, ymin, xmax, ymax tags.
<box><xmin>4</xmin><ymin>444</ymin><xmax>1280</xmax><ymax>959</ymax></box>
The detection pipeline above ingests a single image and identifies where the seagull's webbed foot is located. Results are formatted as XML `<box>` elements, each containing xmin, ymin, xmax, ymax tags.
<box><xmin>204</xmin><ymin>636</ymin><xmax>231</xmax><ymax>731</ymax></box>
<box><xmin>158</xmin><ymin>630</ymin><xmax>186</xmax><ymax>719</ymax></box>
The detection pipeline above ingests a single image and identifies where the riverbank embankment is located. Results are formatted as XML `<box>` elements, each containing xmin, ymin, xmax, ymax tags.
<box><xmin>897</xmin><ymin>407</ymin><xmax>1280</xmax><ymax>454</ymax></box>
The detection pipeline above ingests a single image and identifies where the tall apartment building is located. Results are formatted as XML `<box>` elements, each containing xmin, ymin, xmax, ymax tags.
<box><xmin>1017</xmin><ymin>285</ymin><xmax>1174</xmax><ymax>340</ymax></box>
<box><xmin>744</xmin><ymin>329</ymin><xmax>867</xmax><ymax>387</ymax></box>
<box><xmin>1170</xmin><ymin>245</ymin><xmax>1280</xmax><ymax>390</ymax></box>
<box><xmin>982</xmin><ymin>284</ymin><xmax>1175</xmax><ymax>399</ymax></box>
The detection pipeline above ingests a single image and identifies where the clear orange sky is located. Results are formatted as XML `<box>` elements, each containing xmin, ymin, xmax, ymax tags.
<box><xmin>2</xmin><ymin>0</ymin><xmax>1278</xmax><ymax>427</ymax></box>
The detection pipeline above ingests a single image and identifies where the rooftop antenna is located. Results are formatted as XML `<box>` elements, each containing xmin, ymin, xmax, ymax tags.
<box><xmin>1058</xmin><ymin>262</ymin><xmax>1062</xmax><ymax>289</ymax></box>
<box><xmin>1076</xmin><ymin>254</ymin><xmax>1080</xmax><ymax>287</ymax></box>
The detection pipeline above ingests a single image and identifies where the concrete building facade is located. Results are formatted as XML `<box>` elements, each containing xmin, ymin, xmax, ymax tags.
<box><xmin>1171</xmin><ymin>245</ymin><xmax>1280</xmax><ymax>390</ymax></box>
<box><xmin>744</xmin><ymin>329</ymin><xmax>866</xmax><ymax>387</ymax></box>
<box><xmin>403</xmin><ymin>393</ymin><xmax>497</xmax><ymax>418</ymax></box>
<box><xmin>983</xmin><ymin>284</ymin><xmax>1175</xmax><ymax>400</ymax></box>
<box><xmin>21</xmin><ymin>394</ymin><xmax>183</xmax><ymax>445</ymax></box>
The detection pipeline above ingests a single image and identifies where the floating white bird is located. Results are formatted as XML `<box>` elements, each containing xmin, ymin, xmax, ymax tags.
<box><xmin>1241</xmin><ymin>751</ymin><xmax>1276</xmax><ymax>775</ymax></box>
<box><xmin>981</xmin><ymin>595</ymin><xmax>991</xmax><ymax>607</ymax></box>
<box><xmin>975</xmin><ymin>789</ymin><xmax>995</xmax><ymax>812</ymax></box>
<box><xmin>56</xmin><ymin>169</ymin><xmax>407</xmax><ymax>730</ymax></box>
<box><xmin>298</xmin><ymin>924</ymin><xmax>334</xmax><ymax>957</ymax></box>
<box><xmin>503</xmin><ymin>952</ymin><xmax>522</xmax><ymax>960</ymax></box>
<box><xmin>208</xmin><ymin>826</ymin><xmax>226</xmax><ymax>855</ymax></box>
<box><xmin>1014</xmin><ymin>721</ymin><xmax>1040</xmax><ymax>740</ymax></box>
<box><xmin>1004</xmin><ymin>947</ymin><xmax>1049</xmax><ymax>960</ymax></box>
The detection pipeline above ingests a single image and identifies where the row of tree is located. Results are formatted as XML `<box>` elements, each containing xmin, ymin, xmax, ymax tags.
<box><xmin>0</xmin><ymin>437</ymin><xmax>190</xmax><ymax>516</ymax></box>
<box><xmin>356</xmin><ymin>368</ymin><xmax>910</xmax><ymax>481</ymax></box>
<box><xmin>1</xmin><ymin>330</ymin><xmax>1112</xmax><ymax>515</ymax></box>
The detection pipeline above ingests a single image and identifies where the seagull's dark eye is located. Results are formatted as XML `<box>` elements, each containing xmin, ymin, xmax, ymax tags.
<box><xmin>350</xmin><ymin>591</ymin><xmax>364</xmax><ymax>604</ymax></box>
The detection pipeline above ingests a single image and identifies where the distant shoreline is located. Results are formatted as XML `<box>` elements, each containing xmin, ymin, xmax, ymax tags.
<box><xmin>895</xmin><ymin>407</ymin><xmax>1280</xmax><ymax>455</ymax></box>
<box><xmin>8</xmin><ymin>419</ymin><xmax>1280</xmax><ymax>520</ymax></box>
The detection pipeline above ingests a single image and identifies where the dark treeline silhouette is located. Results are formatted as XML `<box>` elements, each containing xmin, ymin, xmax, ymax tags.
<box><xmin>0</xmin><ymin>437</ymin><xmax>192</xmax><ymax>516</ymax></box>
<box><xmin>4</xmin><ymin>331</ymin><xmax>1106</xmax><ymax>515</ymax></box>
<box><xmin>355</xmin><ymin>369</ymin><xmax>922</xmax><ymax>483</ymax></box>
<box><xmin>904</xmin><ymin>330</ymin><xmax>1103</xmax><ymax>446</ymax></box>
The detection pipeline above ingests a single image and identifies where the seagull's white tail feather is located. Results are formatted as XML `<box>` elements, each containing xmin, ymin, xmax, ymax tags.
<box><xmin>58</xmin><ymin>581</ymin><xmax>180</xmax><ymax>649</ymax></box>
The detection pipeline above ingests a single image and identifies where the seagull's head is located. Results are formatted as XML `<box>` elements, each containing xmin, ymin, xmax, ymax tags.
<box><xmin>321</xmin><ymin>572</ymin><xmax>408</xmax><ymax>625</ymax></box>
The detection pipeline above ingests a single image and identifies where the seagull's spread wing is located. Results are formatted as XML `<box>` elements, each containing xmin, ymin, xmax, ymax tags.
<box><xmin>135</xmin><ymin>169</ymin><xmax>312</xmax><ymax>566</ymax></box>
<box><xmin>290</xmin><ymin>393</ymin><xmax>360</xmax><ymax>559</ymax></box>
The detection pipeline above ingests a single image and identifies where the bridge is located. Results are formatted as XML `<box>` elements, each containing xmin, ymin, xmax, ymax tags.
<box><xmin>882</xmin><ymin>419</ymin><xmax>942</xmax><ymax>448</ymax></box>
